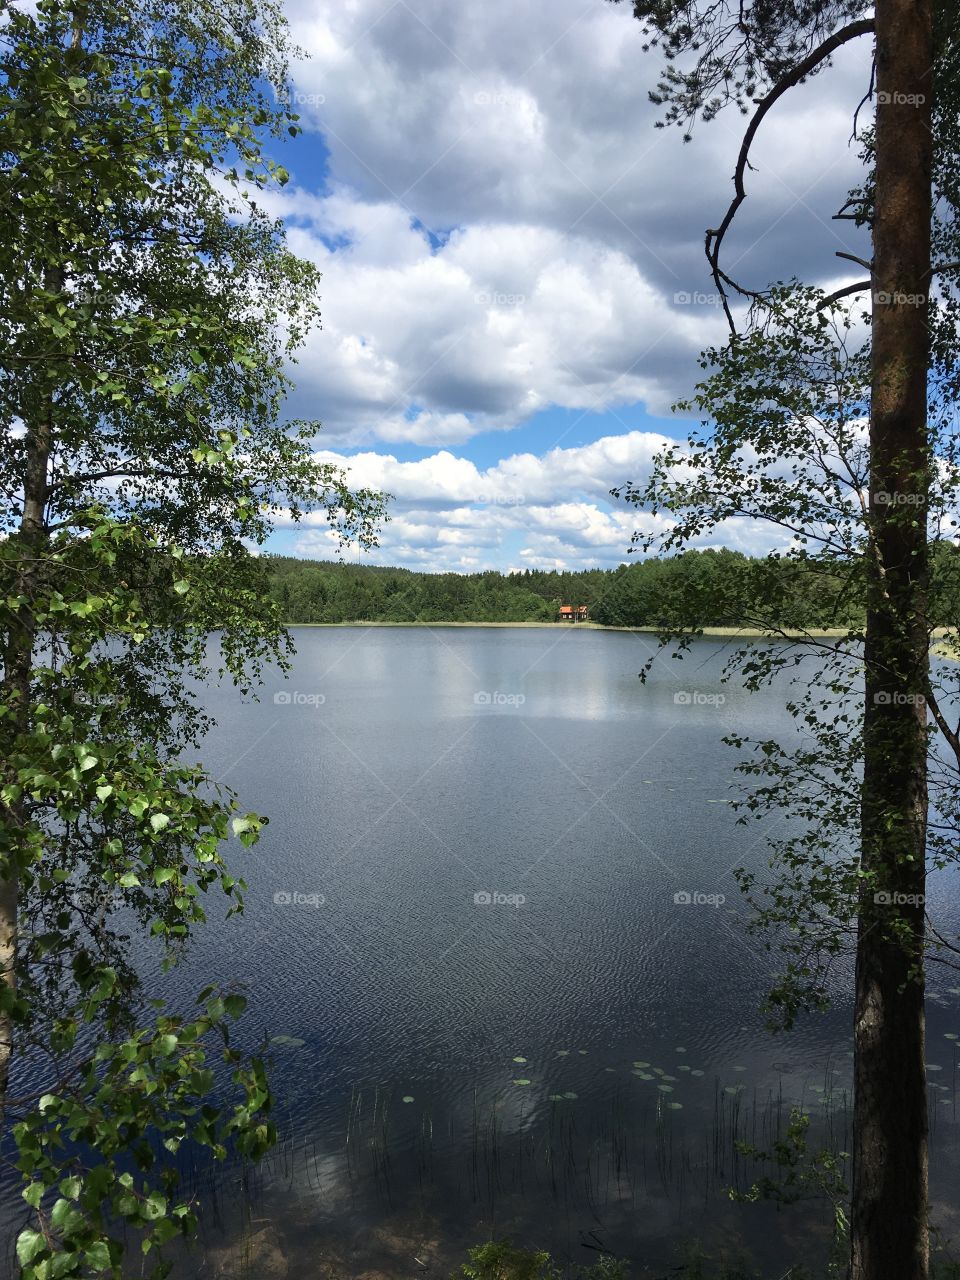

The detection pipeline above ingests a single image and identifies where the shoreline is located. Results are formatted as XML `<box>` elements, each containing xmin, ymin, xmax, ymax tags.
<box><xmin>283</xmin><ymin>620</ymin><xmax>866</xmax><ymax>639</ymax></box>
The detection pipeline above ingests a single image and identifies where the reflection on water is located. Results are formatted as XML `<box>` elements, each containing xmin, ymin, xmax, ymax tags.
<box><xmin>6</xmin><ymin>628</ymin><xmax>960</xmax><ymax>1276</ymax></box>
<box><xmin>190</xmin><ymin>1067</ymin><xmax>852</xmax><ymax>1278</ymax></box>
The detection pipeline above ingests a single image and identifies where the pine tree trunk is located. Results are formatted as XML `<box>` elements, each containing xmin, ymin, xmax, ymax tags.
<box><xmin>851</xmin><ymin>0</ymin><xmax>933</xmax><ymax>1275</ymax></box>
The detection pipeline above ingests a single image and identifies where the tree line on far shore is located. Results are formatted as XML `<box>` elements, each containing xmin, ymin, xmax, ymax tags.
<box><xmin>261</xmin><ymin>544</ymin><xmax>960</xmax><ymax>631</ymax></box>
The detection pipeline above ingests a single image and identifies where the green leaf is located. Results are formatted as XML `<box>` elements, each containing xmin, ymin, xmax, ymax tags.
<box><xmin>22</xmin><ymin>1183</ymin><xmax>44</xmax><ymax>1210</ymax></box>
<box><xmin>149</xmin><ymin>813</ymin><xmax>170</xmax><ymax>833</ymax></box>
<box><xmin>84</xmin><ymin>1241</ymin><xmax>112</xmax><ymax>1271</ymax></box>
<box><xmin>16</xmin><ymin>1229</ymin><xmax>45</xmax><ymax>1267</ymax></box>
<box><xmin>143</xmin><ymin>1190</ymin><xmax>167</xmax><ymax>1220</ymax></box>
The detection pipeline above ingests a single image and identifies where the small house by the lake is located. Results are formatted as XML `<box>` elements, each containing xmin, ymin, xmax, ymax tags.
<box><xmin>558</xmin><ymin>605</ymin><xmax>589</xmax><ymax>623</ymax></box>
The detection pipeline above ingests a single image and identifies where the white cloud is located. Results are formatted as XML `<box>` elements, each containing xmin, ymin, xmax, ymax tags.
<box><xmin>277</xmin><ymin>433</ymin><xmax>795</xmax><ymax>572</ymax></box>
<box><xmin>281</xmin><ymin>0</ymin><xmax>871</xmax><ymax>291</ymax></box>
<box><xmin>270</xmin><ymin>194</ymin><xmax>734</xmax><ymax>443</ymax></box>
<box><xmin>260</xmin><ymin>0</ymin><xmax>876</xmax><ymax>567</ymax></box>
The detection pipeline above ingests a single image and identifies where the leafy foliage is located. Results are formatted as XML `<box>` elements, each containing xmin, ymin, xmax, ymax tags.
<box><xmin>0</xmin><ymin>0</ymin><xmax>385</xmax><ymax>1272</ymax></box>
<box><xmin>609</xmin><ymin>0</ymin><xmax>870</xmax><ymax>134</ymax></box>
<box><xmin>453</xmin><ymin>1239</ymin><xmax>627</xmax><ymax>1280</ymax></box>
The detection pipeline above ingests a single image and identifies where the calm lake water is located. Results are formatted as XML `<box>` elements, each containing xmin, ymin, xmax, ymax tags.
<box><xmin>8</xmin><ymin>627</ymin><xmax>960</xmax><ymax>1277</ymax></box>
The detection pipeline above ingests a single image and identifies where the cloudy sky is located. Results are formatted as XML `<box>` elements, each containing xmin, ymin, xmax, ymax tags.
<box><xmin>263</xmin><ymin>0</ymin><xmax>873</xmax><ymax>572</ymax></box>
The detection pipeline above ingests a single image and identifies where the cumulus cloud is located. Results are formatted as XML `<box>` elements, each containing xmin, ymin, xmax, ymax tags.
<box><xmin>281</xmin><ymin>0</ymin><xmax>871</xmax><ymax>293</ymax></box>
<box><xmin>260</xmin><ymin>0</ymin><xmax>875</xmax><ymax>566</ymax></box>
<box><xmin>278</xmin><ymin>433</ymin><xmax>797</xmax><ymax>572</ymax></box>
<box><xmin>270</xmin><ymin>193</ymin><xmax>735</xmax><ymax>442</ymax></box>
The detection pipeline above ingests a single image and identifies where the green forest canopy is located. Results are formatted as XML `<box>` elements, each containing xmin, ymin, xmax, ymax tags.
<box><xmin>261</xmin><ymin>545</ymin><xmax>960</xmax><ymax>630</ymax></box>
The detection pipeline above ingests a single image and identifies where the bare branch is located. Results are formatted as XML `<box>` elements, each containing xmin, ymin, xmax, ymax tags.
<box><xmin>836</xmin><ymin>250</ymin><xmax>873</xmax><ymax>271</ymax></box>
<box><xmin>705</xmin><ymin>18</ymin><xmax>875</xmax><ymax>333</ymax></box>
<box><xmin>819</xmin><ymin>280</ymin><xmax>871</xmax><ymax>307</ymax></box>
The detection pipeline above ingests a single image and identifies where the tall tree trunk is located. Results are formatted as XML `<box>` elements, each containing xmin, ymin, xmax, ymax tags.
<box><xmin>851</xmin><ymin>1</ymin><xmax>934</xmax><ymax>1276</ymax></box>
<box><xmin>0</xmin><ymin>268</ymin><xmax>59</xmax><ymax>1102</ymax></box>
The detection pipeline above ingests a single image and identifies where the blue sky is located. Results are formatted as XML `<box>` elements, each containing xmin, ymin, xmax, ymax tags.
<box><xmin>260</xmin><ymin>0</ymin><xmax>871</xmax><ymax>572</ymax></box>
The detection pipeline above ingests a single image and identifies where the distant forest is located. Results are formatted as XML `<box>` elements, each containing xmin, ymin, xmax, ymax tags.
<box><xmin>261</xmin><ymin>547</ymin><xmax>960</xmax><ymax>630</ymax></box>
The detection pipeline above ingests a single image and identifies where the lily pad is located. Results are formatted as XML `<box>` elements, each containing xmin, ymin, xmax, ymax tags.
<box><xmin>667</xmin><ymin>1101</ymin><xmax>683</xmax><ymax>1110</ymax></box>
<box><xmin>512</xmin><ymin>1056</ymin><xmax>528</xmax><ymax>1064</ymax></box>
<box><xmin>269</xmin><ymin>1035</ymin><xmax>306</xmax><ymax>1048</ymax></box>
<box><xmin>691</xmin><ymin>1069</ymin><xmax>705</xmax><ymax>1077</ymax></box>
<box><xmin>401</xmin><ymin>1095</ymin><xmax>415</xmax><ymax>1103</ymax></box>
<box><xmin>556</xmin><ymin>1050</ymin><xmax>570</xmax><ymax>1057</ymax></box>
<box><xmin>562</xmin><ymin>1091</ymin><xmax>578</xmax><ymax>1100</ymax></box>
<box><xmin>512</xmin><ymin>1078</ymin><xmax>532</xmax><ymax>1086</ymax></box>
<box><xmin>633</xmin><ymin>1071</ymin><xmax>654</xmax><ymax>1080</ymax></box>
<box><xmin>632</xmin><ymin>1061</ymin><xmax>650</xmax><ymax>1068</ymax></box>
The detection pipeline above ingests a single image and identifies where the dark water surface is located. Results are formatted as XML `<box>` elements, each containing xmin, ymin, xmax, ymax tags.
<box><xmin>9</xmin><ymin>627</ymin><xmax>960</xmax><ymax>1277</ymax></box>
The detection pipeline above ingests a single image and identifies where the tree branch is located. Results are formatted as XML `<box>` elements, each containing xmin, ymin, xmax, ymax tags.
<box><xmin>705</xmin><ymin>18</ymin><xmax>875</xmax><ymax>332</ymax></box>
<box><xmin>818</xmin><ymin>260</ymin><xmax>960</xmax><ymax>310</ymax></box>
<box><xmin>836</xmin><ymin>250</ymin><xmax>873</xmax><ymax>271</ymax></box>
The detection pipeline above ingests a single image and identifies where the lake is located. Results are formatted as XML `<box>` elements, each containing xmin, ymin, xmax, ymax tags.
<box><xmin>10</xmin><ymin>627</ymin><xmax>960</xmax><ymax>1277</ymax></box>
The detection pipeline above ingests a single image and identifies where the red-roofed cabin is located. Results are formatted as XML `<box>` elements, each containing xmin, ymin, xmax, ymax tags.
<box><xmin>558</xmin><ymin>605</ymin><xmax>589</xmax><ymax>623</ymax></box>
